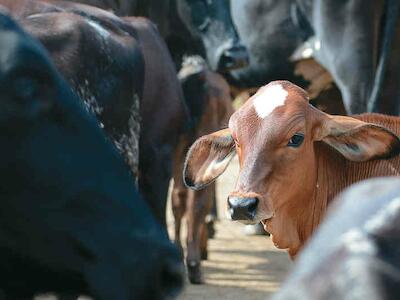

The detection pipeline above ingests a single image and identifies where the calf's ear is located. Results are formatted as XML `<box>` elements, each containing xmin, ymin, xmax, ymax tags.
<box><xmin>183</xmin><ymin>128</ymin><xmax>235</xmax><ymax>190</ymax></box>
<box><xmin>315</xmin><ymin>115</ymin><xmax>400</xmax><ymax>162</ymax></box>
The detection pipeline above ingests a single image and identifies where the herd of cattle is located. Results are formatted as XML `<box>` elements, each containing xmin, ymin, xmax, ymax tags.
<box><xmin>0</xmin><ymin>0</ymin><xmax>400</xmax><ymax>299</ymax></box>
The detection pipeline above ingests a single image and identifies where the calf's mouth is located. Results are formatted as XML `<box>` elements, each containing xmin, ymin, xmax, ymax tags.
<box><xmin>261</xmin><ymin>218</ymin><xmax>273</xmax><ymax>232</ymax></box>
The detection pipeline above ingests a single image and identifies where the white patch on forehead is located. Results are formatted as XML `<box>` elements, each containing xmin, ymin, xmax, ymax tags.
<box><xmin>87</xmin><ymin>20</ymin><xmax>110</xmax><ymax>39</ymax></box>
<box><xmin>253</xmin><ymin>84</ymin><xmax>288</xmax><ymax>118</ymax></box>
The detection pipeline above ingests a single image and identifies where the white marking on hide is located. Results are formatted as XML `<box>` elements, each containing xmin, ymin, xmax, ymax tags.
<box><xmin>302</xmin><ymin>47</ymin><xmax>313</xmax><ymax>58</ymax></box>
<box><xmin>290</xmin><ymin>36</ymin><xmax>317</xmax><ymax>61</ymax></box>
<box><xmin>253</xmin><ymin>84</ymin><xmax>288</xmax><ymax>118</ymax></box>
<box><xmin>87</xmin><ymin>20</ymin><xmax>110</xmax><ymax>39</ymax></box>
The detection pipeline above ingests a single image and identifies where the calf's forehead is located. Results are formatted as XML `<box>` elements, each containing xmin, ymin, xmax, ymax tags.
<box><xmin>229</xmin><ymin>82</ymin><xmax>309</xmax><ymax>134</ymax></box>
<box><xmin>252</xmin><ymin>83</ymin><xmax>289</xmax><ymax>119</ymax></box>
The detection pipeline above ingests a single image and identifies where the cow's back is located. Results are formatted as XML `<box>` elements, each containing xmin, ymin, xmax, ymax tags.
<box><xmin>124</xmin><ymin>17</ymin><xmax>189</xmax><ymax>225</ymax></box>
<box><xmin>16</xmin><ymin>8</ymin><xmax>144</xmax><ymax>180</ymax></box>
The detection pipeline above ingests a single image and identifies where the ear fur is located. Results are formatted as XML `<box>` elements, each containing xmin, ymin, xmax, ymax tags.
<box><xmin>183</xmin><ymin>128</ymin><xmax>235</xmax><ymax>190</ymax></box>
<box><xmin>315</xmin><ymin>115</ymin><xmax>400</xmax><ymax>162</ymax></box>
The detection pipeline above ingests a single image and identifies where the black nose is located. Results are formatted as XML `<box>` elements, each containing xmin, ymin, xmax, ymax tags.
<box><xmin>218</xmin><ymin>44</ymin><xmax>249</xmax><ymax>72</ymax></box>
<box><xmin>227</xmin><ymin>196</ymin><xmax>258</xmax><ymax>221</ymax></box>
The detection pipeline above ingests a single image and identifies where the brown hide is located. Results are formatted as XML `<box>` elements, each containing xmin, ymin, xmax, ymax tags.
<box><xmin>172</xmin><ymin>59</ymin><xmax>233</xmax><ymax>283</ymax></box>
<box><xmin>184</xmin><ymin>81</ymin><xmax>400</xmax><ymax>258</ymax></box>
<box><xmin>274</xmin><ymin>114</ymin><xmax>400</xmax><ymax>257</ymax></box>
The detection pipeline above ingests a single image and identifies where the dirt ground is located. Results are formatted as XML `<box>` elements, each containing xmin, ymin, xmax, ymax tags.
<box><xmin>169</xmin><ymin>156</ymin><xmax>292</xmax><ymax>300</ymax></box>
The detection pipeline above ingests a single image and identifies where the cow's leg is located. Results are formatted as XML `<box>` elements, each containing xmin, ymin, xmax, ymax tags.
<box><xmin>138</xmin><ymin>144</ymin><xmax>171</xmax><ymax>229</ymax></box>
<box><xmin>199</xmin><ymin>223</ymin><xmax>209</xmax><ymax>260</ymax></box>
<box><xmin>205</xmin><ymin>183</ymin><xmax>217</xmax><ymax>239</ymax></box>
<box><xmin>171</xmin><ymin>186</ymin><xmax>187</xmax><ymax>258</ymax></box>
<box><xmin>311</xmin><ymin>0</ymin><xmax>389</xmax><ymax>114</ymax></box>
<box><xmin>186</xmin><ymin>188</ymin><xmax>212</xmax><ymax>284</ymax></box>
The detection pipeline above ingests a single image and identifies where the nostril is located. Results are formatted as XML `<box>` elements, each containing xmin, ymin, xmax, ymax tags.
<box><xmin>247</xmin><ymin>197</ymin><xmax>259</xmax><ymax>214</ymax></box>
<box><xmin>218</xmin><ymin>45</ymin><xmax>249</xmax><ymax>71</ymax></box>
<box><xmin>228</xmin><ymin>196</ymin><xmax>259</xmax><ymax>221</ymax></box>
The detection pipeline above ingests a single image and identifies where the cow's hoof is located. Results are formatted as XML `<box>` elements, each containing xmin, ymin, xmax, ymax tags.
<box><xmin>200</xmin><ymin>248</ymin><xmax>208</xmax><ymax>260</ymax></box>
<box><xmin>187</xmin><ymin>261</ymin><xmax>204</xmax><ymax>284</ymax></box>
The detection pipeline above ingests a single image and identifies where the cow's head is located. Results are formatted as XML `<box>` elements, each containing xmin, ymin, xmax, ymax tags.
<box><xmin>176</xmin><ymin>0</ymin><xmax>248</xmax><ymax>72</ymax></box>
<box><xmin>0</xmin><ymin>11</ymin><xmax>183</xmax><ymax>298</ymax></box>
<box><xmin>228</xmin><ymin>0</ymin><xmax>310</xmax><ymax>87</ymax></box>
<box><xmin>184</xmin><ymin>81</ymin><xmax>400</xmax><ymax>251</ymax></box>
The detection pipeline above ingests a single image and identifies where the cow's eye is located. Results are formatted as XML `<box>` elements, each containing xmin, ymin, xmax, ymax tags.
<box><xmin>287</xmin><ymin>133</ymin><xmax>304</xmax><ymax>147</ymax></box>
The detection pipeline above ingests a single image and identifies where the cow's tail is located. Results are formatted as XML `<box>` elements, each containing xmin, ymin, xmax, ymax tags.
<box><xmin>368</xmin><ymin>0</ymin><xmax>400</xmax><ymax>112</ymax></box>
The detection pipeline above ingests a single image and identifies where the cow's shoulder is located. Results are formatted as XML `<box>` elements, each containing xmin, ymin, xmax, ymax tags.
<box><xmin>124</xmin><ymin>16</ymin><xmax>159</xmax><ymax>33</ymax></box>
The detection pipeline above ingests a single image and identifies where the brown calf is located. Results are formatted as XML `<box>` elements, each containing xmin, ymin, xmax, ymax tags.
<box><xmin>184</xmin><ymin>80</ymin><xmax>400</xmax><ymax>258</ymax></box>
<box><xmin>172</xmin><ymin>57</ymin><xmax>233</xmax><ymax>283</ymax></box>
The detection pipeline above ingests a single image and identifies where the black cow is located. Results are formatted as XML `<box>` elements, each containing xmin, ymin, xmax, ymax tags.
<box><xmin>6</xmin><ymin>0</ymin><xmax>144</xmax><ymax>181</ymax></box>
<box><xmin>64</xmin><ymin>0</ymin><xmax>249</xmax><ymax>72</ymax></box>
<box><xmin>273</xmin><ymin>177</ymin><xmax>400</xmax><ymax>300</ymax></box>
<box><xmin>3</xmin><ymin>0</ymin><xmax>189</xmax><ymax>227</ymax></box>
<box><xmin>0</xmin><ymin>10</ymin><xmax>182</xmax><ymax>300</ymax></box>
<box><xmin>230</xmin><ymin>0</ymin><xmax>306</xmax><ymax>87</ymax></box>
<box><xmin>124</xmin><ymin>16</ymin><xmax>189</xmax><ymax>228</ymax></box>
<box><xmin>229</xmin><ymin>0</ymin><xmax>400</xmax><ymax>115</ymax></box>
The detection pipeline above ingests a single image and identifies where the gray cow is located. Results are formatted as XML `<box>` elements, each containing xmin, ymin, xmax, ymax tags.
<box><xmin>229</xmin><ymin>0</ymin><xmax>400</xmax><ymax>115</ymax></box>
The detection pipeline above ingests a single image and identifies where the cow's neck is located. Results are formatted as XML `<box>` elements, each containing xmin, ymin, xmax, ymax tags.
<box><xmin>284</xmin><ymin>114</ymin><xmax>400</xmax><ymax>257</ymax></box>
<box><xmin>283</xmin><ymin>142</ymin><xmax>342</xmax><ymax>257</ymax></box>
<box><xmin>310</xmin><ymin>142</ymin><xmax>347</xmax><ymax>229</ymax></box>
<box><xmin>310</xmin><ymin>139</ymin><xmax>400</xmax><ymax>236</ymax></box>
<box><xmin>316</xmin><ymin>114</ymin><xmax>400</xmax><ymax>213</ymax></box>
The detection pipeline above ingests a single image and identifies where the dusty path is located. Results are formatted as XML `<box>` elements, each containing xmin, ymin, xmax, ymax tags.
<box><xmin>168</xmin><ymin>156</ymin><xmax>292</xmax><ymax>300</ymax></box>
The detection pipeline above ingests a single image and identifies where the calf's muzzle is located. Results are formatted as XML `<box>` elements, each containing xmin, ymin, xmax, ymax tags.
<box><xmin>227</xmin><ymin>196</ymin><xmax>259</xmax><ymax>221</ymax></box>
